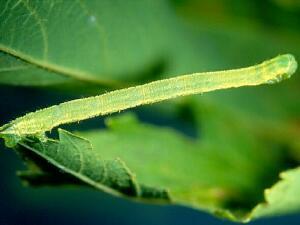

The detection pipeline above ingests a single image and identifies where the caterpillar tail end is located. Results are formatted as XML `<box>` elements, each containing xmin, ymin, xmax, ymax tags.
<box><xmin>0</xmin><ymin>124</ymin><xmax>21</xmax><ymax>148</ymax></box>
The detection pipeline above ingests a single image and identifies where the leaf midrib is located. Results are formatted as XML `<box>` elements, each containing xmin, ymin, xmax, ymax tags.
<box><xmin>0</xmin><ymin>45</ymin><xmax>126</xmax><ymax>88</ymax></box>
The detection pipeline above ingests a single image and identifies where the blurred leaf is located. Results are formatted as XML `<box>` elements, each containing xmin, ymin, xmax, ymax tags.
<box><xmin>250</xmin><ymin>167</ymin><xmax>300</xmax><ymax>220</ymax></box>
<box><xmin>15</xmin><ymin>113</ymin><xmax>299</xmax><ymax>222</ymax></box>
<box><xmin>0</xmin><ymin>0</ymin><xmax>181</xmax><ymax>86</ymax></box>
<box><xmin>0</xmin><ymin>51</ymin><xmax>71</xmax><ymax>86</ymax></box>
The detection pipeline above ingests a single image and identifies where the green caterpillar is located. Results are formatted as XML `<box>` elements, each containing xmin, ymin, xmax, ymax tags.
<box><xmin>0</xmin><ymin>54</ymin><xmax>297</xmax><ymax>147</ymax></box>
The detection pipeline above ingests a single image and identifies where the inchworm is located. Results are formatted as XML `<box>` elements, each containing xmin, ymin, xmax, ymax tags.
<box><xmin>0</xmin><ymin>54</ymin><xmax>297</xmax><ymax>145</ymax></box>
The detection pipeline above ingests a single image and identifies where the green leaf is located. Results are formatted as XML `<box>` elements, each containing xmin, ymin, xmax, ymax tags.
<box><xmin>18</xmin><ymin>127</ymin><xmax>170</xmax><ymax>201</ymax></box>
<box><xmin>250</xmin><ymin>167</ymin><xmax>300</xmax><ymax>220</ymax></box>
<box><xmin>14</xmin><ymin>113</ymin><xmax>299</xmax><ymax>222</ymax></box>
<box><xmin>0</xmin><ymin>0</ymin><xmax>179</xmax><ymax>86</ymax></box>
<box><xmin>0</xmin><ymin>51</ymin><xmax>72</xmax><ymax>86</ymax></box>
<box><xmin>19</xmin><ymin>129</ymin><xmax>141</xmax><ymax>197</ymax></box>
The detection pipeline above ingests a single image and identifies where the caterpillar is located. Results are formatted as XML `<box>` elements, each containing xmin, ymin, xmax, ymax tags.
<box><xmin>0</xmin><ymin>54</ymin><xmax>297</xmax><ymax>146</ymax></box>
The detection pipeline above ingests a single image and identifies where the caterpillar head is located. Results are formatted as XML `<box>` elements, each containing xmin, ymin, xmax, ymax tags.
<box><xmin>267</xmin><ymin>54</ymin><xmax>298</xmax><ymax>84</ymax></box>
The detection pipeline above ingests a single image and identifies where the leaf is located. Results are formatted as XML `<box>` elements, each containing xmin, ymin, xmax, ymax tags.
<box><xmin>185</xmin><ymin>100</ymin><xmax>300</xmax><ymax>221</ymax></box>
<box><xmin>14</xmin><ymin>113</ymin><xmax>299</xmax><ymax>222</ymax></box>
<box><xmin>19</xmin><ymin>129</ymin><xmax>140</xmax><ymax>197</ymax></box>
<box><xmin>250</xmin><ymin>167</ymin><xmax>300</xmax><ymax>220</ymax></box>
<box><xmin>0</xmin><ymin>0</ymin><xmax>181</xmax><ymax>86</ymax></box>
<box><xmin>17</xmin><ymin>127</ymin><xmax>170</xmax><ymax>201</ymax></box>
<box><xmin>0</xmin><ymin>51</ymin><xmax>72</xmax><ymax>86</ymax></box>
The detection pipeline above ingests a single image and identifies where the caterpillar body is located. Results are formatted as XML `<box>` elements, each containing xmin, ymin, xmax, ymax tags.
<box><xmin>0</xmin><ymin>54</ymin><xmax>297</xmax><ymax>146</ymax></box>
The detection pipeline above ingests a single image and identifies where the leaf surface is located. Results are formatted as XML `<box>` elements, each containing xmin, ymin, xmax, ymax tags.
<box><xmin>0</xmin><ymin>0</ymin><xmax>179</xmax><ymax>85</ymax></box>
<box><xmin>15</xmin><ymin>113</ymin><xmax>299</xmax><ymax>221</ymax></box>
<box><xmin>18</xmin><ymin>127</ymin><xmax>169</xmax><ymax>201</ymax></box>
